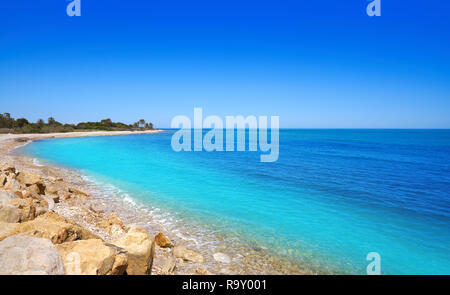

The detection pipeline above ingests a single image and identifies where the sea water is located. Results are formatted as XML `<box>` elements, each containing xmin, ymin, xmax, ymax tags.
<box><xmin>20</xmin><ymin>129</ymin><xmax>450</xmax><ymax>274</ymax></box>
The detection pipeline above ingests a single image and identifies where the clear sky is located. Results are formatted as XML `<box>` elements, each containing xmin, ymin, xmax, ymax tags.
<box><xmin>1</xmin><ymin>1</ymin><xmax>449</xmax><ymax>128</ymax></box>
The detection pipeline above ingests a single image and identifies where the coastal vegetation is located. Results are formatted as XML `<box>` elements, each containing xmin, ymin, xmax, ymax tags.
<box><xmin>0</xmin><ymin>113</ymin><xmax>155</xmax><ymax>134</ymax></box>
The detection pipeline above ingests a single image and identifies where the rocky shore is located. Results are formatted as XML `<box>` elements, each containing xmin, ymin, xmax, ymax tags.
<box><xmin>0</xmin><ymin>132</ymin><xmax>309</xmax><ymax>275</ymax></box>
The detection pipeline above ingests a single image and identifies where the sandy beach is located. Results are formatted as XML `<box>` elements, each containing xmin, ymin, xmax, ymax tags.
<box><xmin>0</xmin><ymin>130</ymin><xmax>309</xmax><ymax>275</ymax></box>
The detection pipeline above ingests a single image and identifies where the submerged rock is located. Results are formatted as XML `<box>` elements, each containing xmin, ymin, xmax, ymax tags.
<box><xmin>56</xmin><ymin>239</ymin><xmax>128</xmax><ymax>275</ymax></box>
<box><xmin>0</xmin><ymin>235</ymin><xmax>65</xmax><ymax>275</ymax></box>
<box><xmin>158</xmin><ymin>256</ymin><xmax>177</xmax><ymax>274</ymax></box>
<box><xmin>213</xmin><ymin>252</ymin><xmax>231</xmax><ymax>264</ymax></box>
<box><xmin>155</xmin><ymin>232</ymin><xmax>174</xmax><ymax>248</ymax></box>
<box><xmin>173</xmin><ymin>246</ymin><xmax>204</xmax><ymax>264</ymax></box>
<box><xmin>110</xmin><ymin>227</ymin><xmax>155</xmax><ymax>275</ymax></box>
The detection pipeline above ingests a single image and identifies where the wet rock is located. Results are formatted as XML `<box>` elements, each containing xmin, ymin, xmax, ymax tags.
<box><xmin>110</xmin><ymin>227</ymin><xmax>155</xmax><ymax>275</ymax></box>
<box><xmin>173</xmin><ymin>246</ymin><xmax>204</xmax><ymax>264</ymax></box>
<box><xmin>213</xmin><ymin>252</ymin><xmax>231</xmax><ymax>264</ymax></box>
<box><xmin>56</xmin><ymin>239</ymin><xmax>128</xmax><ymax>275</ymax></box>
<box><xmin>0</xmin><ymin>235</ymin><xmax>65</xmax><ymax>275</ymax></box>
<box><xmin>158</xmin><ymin>256</ymin><xmax>176</xmax><ymax>274</ymax></box>
<box><xmin>0</xmin><ymin>211</ymin><xmax>100</xmax><ymax>243</ymax></box>
<box><xmin>155</xmin><ymin>232</ymin><xmax>174</xmax><ymax>248</ymax></box>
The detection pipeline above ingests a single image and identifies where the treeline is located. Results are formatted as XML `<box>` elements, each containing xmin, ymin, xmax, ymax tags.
<box><xmin>0</xmin><ymin>113</ymin><xmax>154</xmax><ymax>134</ymax></box>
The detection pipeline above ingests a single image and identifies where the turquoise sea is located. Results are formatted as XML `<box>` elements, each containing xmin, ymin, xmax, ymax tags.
<box><xmin>20</xmin><ymin>129</ymin><xmax>450</xmax><ymax>274</ymax></box>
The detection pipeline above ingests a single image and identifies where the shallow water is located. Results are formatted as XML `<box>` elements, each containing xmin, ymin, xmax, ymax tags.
<box><xmin>20</xmin><ymin>129</ymin><xmax>450</xmax><ymax>274</ymax></box>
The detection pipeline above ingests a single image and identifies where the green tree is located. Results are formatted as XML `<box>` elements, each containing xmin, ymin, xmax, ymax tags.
<box><xmin>16</xmin><ymin>118</ymin><xmax>29</xmax><ymax>128</ymax></box>
<box><xmin>37</xmin><ymin>119</ymin><xmax>45</xmax><ymax>128</ymax></box>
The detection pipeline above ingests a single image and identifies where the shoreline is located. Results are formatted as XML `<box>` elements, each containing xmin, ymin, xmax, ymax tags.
<box><xmin>0</xmin><ymin>130</ymin><xmax>313</xmax><ymax>275</ymax></box>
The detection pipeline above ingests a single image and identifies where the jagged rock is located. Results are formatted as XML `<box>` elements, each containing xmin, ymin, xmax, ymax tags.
<box><xmin>21</xmin><ymin>190</ymin><xmax>31</xmax><ymax>199</ymax></box>
<box><xmin>173</xmin><ymin>246</ymin><xmax>204</xmax><ymax>263</ymax></box>
<box><xmin>0</xmin><ymin>164</ymin><xmax>16</xmax><ymax>174</ymax></box>
<box><xmin>68</xmin><ymin>187</ymin><xmax>89</xmax><ymax>199</ymax></box>
<box><xmin>4</xmin><ymin>176</ymin><xmax>21</xmax><ymax>192</ymax></box>
<box><xmin>45</xmin><ymin>186</ymin><xmax>60</xmax><ymax>203</ymax></box>
<box><xmin>8</xmin><ymin>198</ymin><xmax>36</xmax><ymax>222</ymax></box>
<box><xmin>16</xmin><ymin>171</ymin><xmax>46</xmax><ymax>194</ymax></box>
<box><xmin>0</xmin><ymin>211</ymin><xmax>100</xmax><ymax>243</ymax></box>
<box><xmin>98</xmin><ymin>215</ymin><xmax>126</xmax><ymax>237</ymax></box>
<box><xmin>0</xmin><ymin>190</ymin><xmax>20</xmax><ymax>223</ymax></box>
<box><xmin>110</xmin><ymin>227</ymin><xmax>155</xmax><ymax>275</ymax></box>
<box><xmin>0</xmin><ymin>235</ymin><xmax>65</xmax><ymax>275</ymax></box>
<box><xmin>45</xmin><ymin>186</ymin><xmax>58</xmax><ymax>195</ymax></box>
<box><xmin>155</xmin><ymin>232</ymin><xmax>174</xmax><ymax>248</ymax></box>
<box><xmin>213</xmin><ymin>252</ymin><xmax>231</xmax><ymax>264</ymax></box>
<box><xmin>196</xmin><ymin>266</ymin><xmax>212</xmax><ymax>275</ymax></box>
<box><xmin>56</xmin><ymin>239</ymin><xmax>128</xmax><ymax>275</ymax></box>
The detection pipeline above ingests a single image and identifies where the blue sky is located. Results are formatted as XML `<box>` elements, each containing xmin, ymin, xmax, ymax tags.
<box><xmin>1</xmin><ymin>0</ymin><xmax>449</xmax><ymax>128</ymax></box>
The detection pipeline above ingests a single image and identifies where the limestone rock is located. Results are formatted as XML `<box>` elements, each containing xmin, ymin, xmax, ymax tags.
<box><xmin>213</xmin><ymin>252</ymin><xmax>231</xmax><ymax>264</ymax></box>
<box><xmin>4</xmin><ymin>176</ymin><xmax>21</xmax><ymax>192</ymax></box>
<box><xmin>56</xmin><ymin>239</ymin><xmax>128</xmax><ymax>275</ymax></box>
<box><xmin>0</xmin><ymin>191</ymin><xmax>20</xmax><ymax>223</ymax></box>
<box><xmin>68</xmin><ymin>187</ymin><xmax>89</xmax><ymax>199</ymax></box>
<box><xmin>155</xmin><ymin>232</ymin><xmax>174</xmax><ymax>248</ymax></box>
<box><xmin>16</xmin><ymin>171</ymin><xmax>46</xmax><ymax>194</ymax></box>
<box><xmin>0</xmin><ymin>235</ymin><xmax>65</xmax><ymax>275</ymax></box>
<box><xmin>110</xmin><ymin>227</ymin><xmax>155</xmax><ymax>275</ymax></box>
<box><xmin>173</xmin><ymin>246</ymin><xmax>204</xmax><ymax>263</ymax></box>
<box><xmin>0</xmin><ymin>222</ymin><xmax>19</xmax><ymax>238</ymax></box>
<box><xmin>8</xmin><ymin>198</ymin><xmax>36</xmax><ymax>222</ymax></box>
<box><xmin>98</xmin><ymin>215</ymin><xmax>126</xmax><ymax>238</ymax></box>
<box><xmin>0</xmin><ymin>211</ymin><xmax>99</xmax><ymax>243</ymax></box>
<box><xmin>0</xmin><ymin>164</ymin><xmax>16</xmax><ymax>174</ymax></box>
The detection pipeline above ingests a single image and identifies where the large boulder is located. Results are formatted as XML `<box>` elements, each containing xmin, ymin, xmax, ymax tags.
<box><xmin>155</xmin><ymin>232</ymin><xmax>174</xmax><ymax>248</ymax></box>
<box><xmin>0</xmin><ymin>235</ymin><xmax>65</xmax><ymax>275</ymax></box>
<box><xmin>173</xmin><ymin>246</ymin><xmax>204</xmax><ymax>263</ymax></box>
<box><xmin>0</xmin><ymin>190</ymin><xmax>20</xmax><ymax>223</ymax></box>
<box><xmin>0</xmin><ymin>211</ymin><xmax>100</xmax><ymax>243</ymax></box>
<box><xmin>110</xmin><ymin>227</ymin><xmax>155</xmax><ymax>275</ymax></box>
<box><xmin>16</xmin><ymin>171</ymin><xmax>46</xmax><ymax>194</ymax></box>
<box><xmin>56</xmin><ymin>239</ymin><xmax>128</xmax><ymax>275</ymax></box>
